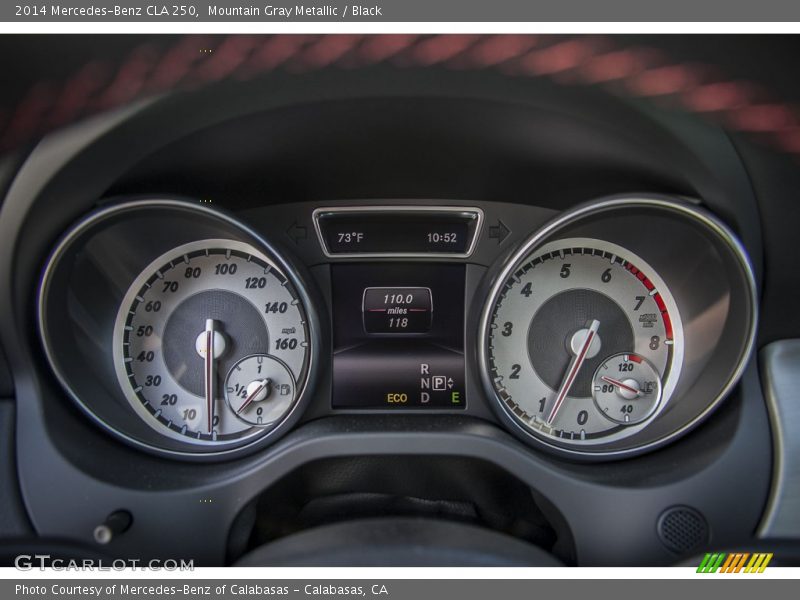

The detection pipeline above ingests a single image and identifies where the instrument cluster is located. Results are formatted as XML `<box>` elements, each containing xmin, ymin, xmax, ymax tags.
<box><xmin>37</xmin><ymin>195</ymin><xmax>756</xmax><ymax>460</ymax></box>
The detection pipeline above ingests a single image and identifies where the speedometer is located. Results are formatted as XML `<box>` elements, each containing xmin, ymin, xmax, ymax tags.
<box><xmin>112</xmin><ymin>239</ymin><xmax>310</xmax><ymax>446</ymax></box>
<box><xmin>484</xmin><ymin>237</ymin><xmax>684</xmax><ymax>447</ymax></box>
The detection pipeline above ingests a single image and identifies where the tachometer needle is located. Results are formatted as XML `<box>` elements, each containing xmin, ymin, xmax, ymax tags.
<box><xmin>204</xmin><ymin>319</ymin><xmax>216</xmax><ymax>434</ymax></box>
<box><xmin>547</xmin><ymin>319</ymin><xmax>600</xmax><ymax>425</ymax></box>
<box><xmin>600</xmin><ymin>375</ymin><xmax>642</xmax><ymax>397</ymax></box>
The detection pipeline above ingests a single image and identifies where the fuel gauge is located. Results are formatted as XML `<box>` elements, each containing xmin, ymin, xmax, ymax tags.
<box><xmin>225</xmin><ymin>355</ymin><xmax>296</xmax><ymax>427</ymax></box>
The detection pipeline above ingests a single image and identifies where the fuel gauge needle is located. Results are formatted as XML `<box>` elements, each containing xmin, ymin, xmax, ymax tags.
<box><xmin>237</xmin><ymin>379</ymin><xmax>271</xmax><ymax>415</ymax></box>
<box><xmin>547</xmin><ymin>319</ymin><xmax>600</xmax><ymax>425</ymax></box>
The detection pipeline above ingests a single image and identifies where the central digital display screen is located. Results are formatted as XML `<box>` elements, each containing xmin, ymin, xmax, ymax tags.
<box><xmin>323</xmin><ymin>216</ymin><xmax>469</xmax><ymax>254</ymax></box>
<box><xmin>331</xmin><ymin>264</ymin><xmax>466</xmax><ymax>410</ymax></box>
<box><xmin>314</xmin><ymin>209</ymin><xmax>481</xmax><ymax>256</ymax></box>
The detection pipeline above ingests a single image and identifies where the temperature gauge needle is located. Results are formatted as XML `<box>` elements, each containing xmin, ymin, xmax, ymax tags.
<box><xmin>547</xmin><ymin>319</ymin><xmax>600</xmax><ymax>425</ymax></box>
<box><xmin>600</xmin><ymin>375</ymin><xmax>642</xmax><ymax>397</ymax></box>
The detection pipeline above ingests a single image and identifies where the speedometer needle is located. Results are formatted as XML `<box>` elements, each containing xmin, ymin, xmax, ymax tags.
<box><xmin>204</xmin><ymin>319</ymin><xmax>216</xmax><ymax>434</ymax></box>
<box><xmin>547</xmin><ymin>319</ymin><xmax>600</xmax><ymax>425</ymax></box>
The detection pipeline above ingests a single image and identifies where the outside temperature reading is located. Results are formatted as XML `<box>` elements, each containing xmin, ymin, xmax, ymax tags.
<box><xmin>338</xmin><ymin>232</ymin><xmax>364</xmax><ymax>244</ymax></box>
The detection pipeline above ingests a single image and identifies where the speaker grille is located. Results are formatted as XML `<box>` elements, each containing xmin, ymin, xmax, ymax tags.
<box><xmin>657</xmin><ymin>506</ymin><xmax>709</xmax><ymax>554</ymax></box>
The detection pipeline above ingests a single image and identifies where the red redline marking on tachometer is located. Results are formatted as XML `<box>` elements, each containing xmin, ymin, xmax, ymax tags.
<box><xmin>628</xmin><ymin>264</ymin><xmax>674</xmax><ymax>341</ymax></box>
<box><xmin>653</xmin><ymin>293</ymin><xmax>667</xmax><ymax>312</ymax></box>
<box><xmin>651</xmin><ymin>293</ymin><xmax>674</xmax><ymax>338</ymax></box>
<box><xmin>663</xmin><ymin>312</ymin><xmax>674</xmax><ymax>339</ymax></box>
<box><xmin>627</xmin><ymin>262</ymin><xmax>655</xmax><ymax>291</ymax></box>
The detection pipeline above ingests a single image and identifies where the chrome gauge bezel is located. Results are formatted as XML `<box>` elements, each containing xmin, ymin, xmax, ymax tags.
<box><xmin>38</xmin><ymin>198</ymin><xmax>322</xmax><ymax>460</ymax></box>
<box><xmin>478</xmin><ymin>195</ymin><xmax>758</xmax><ymax>459</ymax></box>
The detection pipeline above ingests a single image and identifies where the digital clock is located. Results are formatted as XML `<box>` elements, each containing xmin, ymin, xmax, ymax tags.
<box><xmin>427</xmin><ymin>232</ymin><xmax>459</xmax><ymax>244</ymax></box>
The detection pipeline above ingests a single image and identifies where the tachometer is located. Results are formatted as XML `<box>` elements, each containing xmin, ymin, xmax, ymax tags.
<box><xmin>112</xmin><ymin>239</ymin><xmax>310</xmax><ymax>445</ymax></box>
<box><xmin>484</xmin><ymin>237</ymin><xmax>683</xmax><ymax>446</ymax></box>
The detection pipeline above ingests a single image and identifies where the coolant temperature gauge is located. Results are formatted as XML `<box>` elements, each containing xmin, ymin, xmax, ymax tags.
<box><xmin>225</xmin><ymin>355</ymin><xmax>296</xmax><ymax>427</ymax></box>
<box><xmin>592</xmin><ymin>353</ymin><xmax>662</xmax><ymax>425</ymax></box>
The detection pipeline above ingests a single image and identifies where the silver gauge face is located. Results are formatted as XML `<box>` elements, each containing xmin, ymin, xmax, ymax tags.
<box><xmin>224</xmin><ymin>354</ymin><xmax>297</xmax><ymax>426</ymax></box>
<box><xmin>112</xmin><ymin>239</ymin><xmax>310</xmax><ymax>445</ymax></box>
<box><xmin>485</xmin><ymin>237</ymin><xmax>683</xmax><ymax>446</ymax></box>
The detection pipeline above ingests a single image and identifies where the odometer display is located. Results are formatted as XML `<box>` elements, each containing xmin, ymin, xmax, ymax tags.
<box><xmin>112</xmin><ymin>239</ymin><xmax>310</xmax><ymax>445</ymax></box>
<box><xmin>485</xmin><ymin>237</ymin><xmax>683</xmax><ymax>447</ymax></box>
